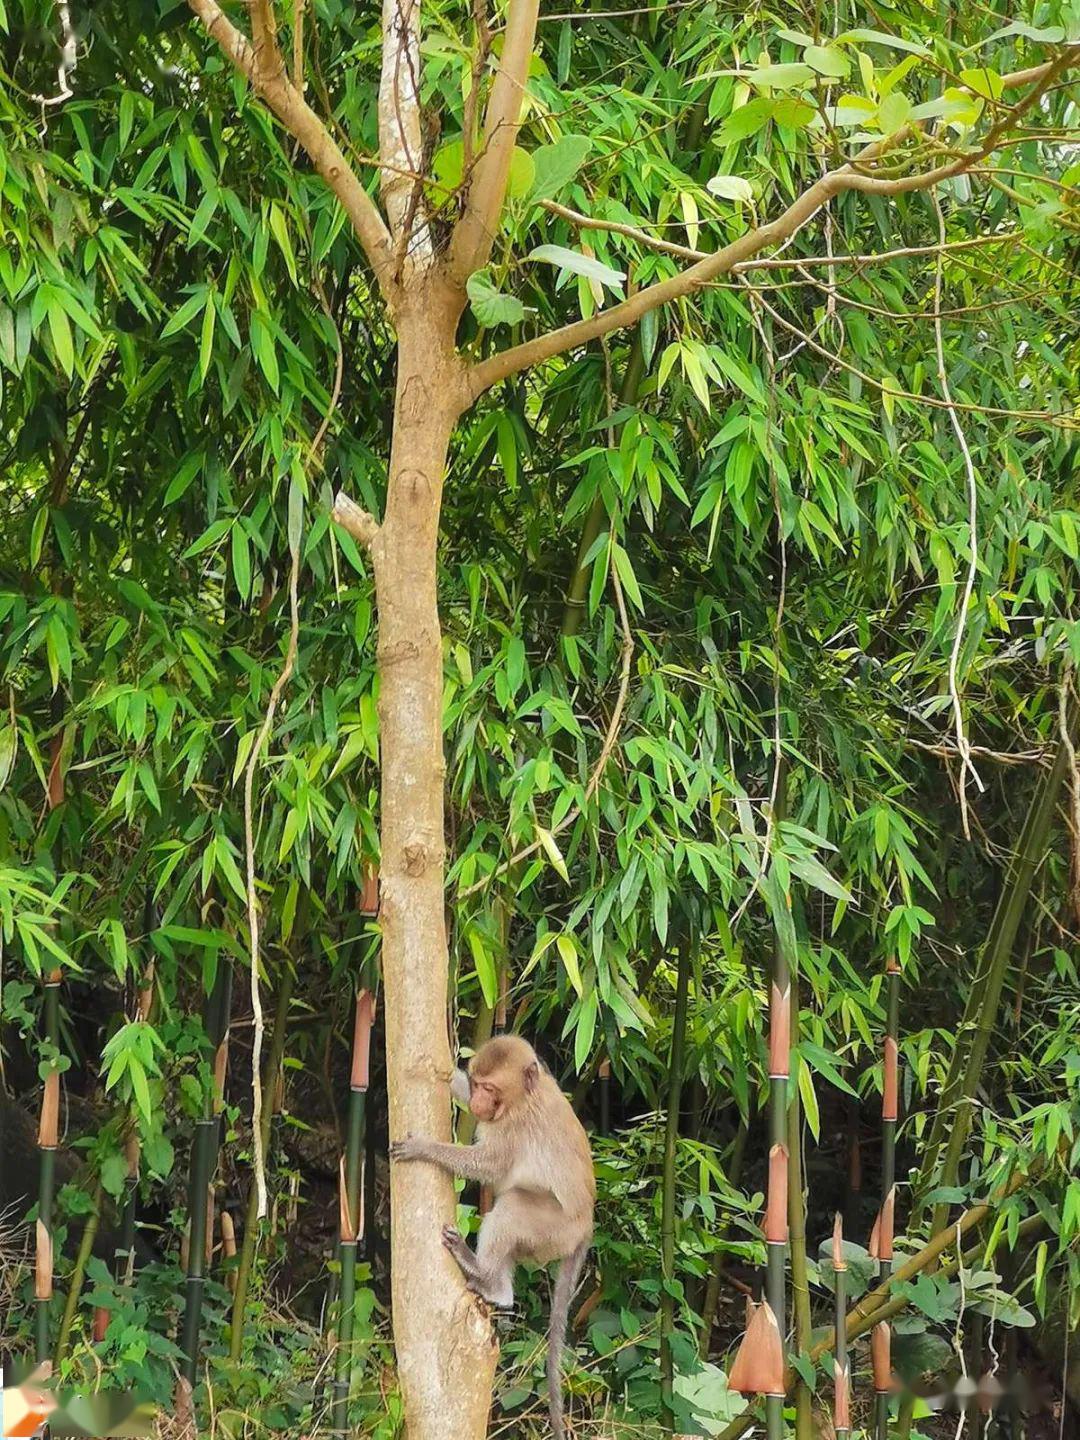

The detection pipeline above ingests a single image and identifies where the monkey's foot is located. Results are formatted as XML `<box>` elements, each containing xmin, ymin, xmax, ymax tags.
<box><xmin>468</xmin><ymin>1284</ymin><xmax>516</xmax><ymax>1318</ymax></box>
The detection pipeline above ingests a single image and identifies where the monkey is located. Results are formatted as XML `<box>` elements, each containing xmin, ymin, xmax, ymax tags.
<box><xmin>390</xmin><ymin>1035</ymin><xmax>594</xmax><ymax>1440</ymax></box>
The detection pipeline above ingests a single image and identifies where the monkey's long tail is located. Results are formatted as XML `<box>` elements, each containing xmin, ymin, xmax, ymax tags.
<box><xmin>547</xmin><ymin>1240</ymin><xmax>589</xmax><ymax>1440</ymax></box>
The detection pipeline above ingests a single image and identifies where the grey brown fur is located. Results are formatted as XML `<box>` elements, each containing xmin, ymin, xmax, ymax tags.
<box><xmin>391</xmin><ymin>1035</ymin><xmax>595</xmax><ymax>1439</ymax></box>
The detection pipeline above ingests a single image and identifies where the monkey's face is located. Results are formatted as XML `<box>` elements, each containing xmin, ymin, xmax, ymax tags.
<box><xmin>466</xmin><ymin>1041</ymin><xmax>540</xmax><ymax>1122</ymax></box>
<box><xmin>466</xmin><ymin>1070</ymin><xmax>504</xmax><ymax>1122</ymax></box>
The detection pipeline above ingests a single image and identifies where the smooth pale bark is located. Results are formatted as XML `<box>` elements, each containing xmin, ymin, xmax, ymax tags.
<box><xmin>366</xmin><ymin>290</ymin><xmax>497</xmax><ymax>1437</ymax></box>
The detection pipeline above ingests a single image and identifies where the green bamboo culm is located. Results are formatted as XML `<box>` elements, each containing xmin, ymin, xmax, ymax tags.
<box><xmin>831</xmin><ymin>1216</ymin><xmax>850</xmax><ymax>1440</ymax></box>
<box><xmin>786</xmin><ymin>973</ymin><xmax>813</xmax><ymax>1440</ymax></box>
<box><xmin>873</xmin><ymin>958</ymin><xmax>901</xmax><ymax>1440</ymax></box>
<box><xmin>55</xmin><ymin>1183</ymin><xmax>102</xmax><ymax>1364</ymax></box>
<box><xmin>916</xmin><ymin>720</ymin><xmax>1073</xmax><ymax>1225</ymax></box>
<box><xmin>331</xmin><ymin>988</ymin><xmax>375</xmax><ymax>1438</ymax></box>
<box><xmin>659</xmin><ymin>942</ymin><xmax>691</xmax><ymax>1431</ymax></box>
<box><xmin>764</xmin><ymin>784</ymin><xmax>793</xmax><ymax>1440</ymax></box>
<box><xmin>698</xmin><ymin>1119</ymin><xmax>748</xmax><ymax>1358</ymax></box>
<box><xmin>229</xmin><ymin>962</ymin><xmax>296</xmax><ymax>1360</ymax></box>
<box><xmin>117</xmin><ymin>960</ymin><xmax>156</xmax><ymax>1289</ymax></box>
<box><xmin>35</xmin><ymin>967</ymin><xmax>62</xmax><ymax>1365</ymax></box>
<box><xmin>180</xmin><ymin>959</ymin><xmax>232</xmax><ymax>1390</ymax></box>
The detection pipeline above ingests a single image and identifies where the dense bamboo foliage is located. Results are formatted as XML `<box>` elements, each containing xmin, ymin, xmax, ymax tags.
<box><xmin>1</xmin><ymin>0</ymin><xmax>1079</xmax><ymax>1436</ymax></box>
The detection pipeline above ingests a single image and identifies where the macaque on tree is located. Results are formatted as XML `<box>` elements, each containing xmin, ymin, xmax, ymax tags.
<box><xmin>391</xmin><ymin>1035</ymin><xmax>594</xmax><ymax>1439</ymax></box>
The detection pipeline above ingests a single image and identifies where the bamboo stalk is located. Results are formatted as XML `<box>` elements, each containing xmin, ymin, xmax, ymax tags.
<box><xmin>872</xmin><ymin>956</ymin><xmax>901</xmax><ymax>1439</ymax></box>
<box><xmin>117</xmin><ymin>957</ymin><xmax>155</xmax><ymax>1288</ymax></box>
<box><xmin>229</xmin><ymin>963</ymin><xmax>297</xmax><ymax>1360</ymax></box>
<box><xmin>832</xmin><ymin>1216</ymin><xmax>849</xmax><ymax>1440</ymax></box>
<box><xmin>55</xmin><ymin>1183</ymin><xmax>102</xmax><ymax>1364</ymax></box>
<box><xmin>699</xmin><ymin>1119</ymin><xmax>748</xmax><ymax>1358</ymax></box>
<box><xmin>331</xmin><ymin>988</ymin><xmax>375</xmax><ymax>1437</ymax></box>
<box><xmin>917</xmin><ymin>725</ymin><xmax>1072</xmax><ymax>1221</ymax></box>
<box><xmin>659</xmin><ymin>944</ymin><xmax>691</xmax><ymax>1431</ymax></box>
<box><xmin>36</xmin><ymin>967</ymin><xmax>62</xmax><ymax>1366</ymax></box>
<box><xmin>179</xmin><ymin>960</ymin><xmax>232</xmax><ymax>1390</ymax></box>
<box><xmin>787</xmin><ymin>974</ymin><xmax>812</xmax><ymax>1440</ymax></box>
<box><xmin>765</xmin><ymin>940</ymin><xmax>792</xmax><ymax>1439</ymax></box>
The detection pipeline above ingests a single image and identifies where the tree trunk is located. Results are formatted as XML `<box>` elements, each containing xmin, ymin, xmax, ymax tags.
<box><xmin>373</xmin><ymin>295</ymin><xmax>496</xmax><ymax>1439</ymax></box>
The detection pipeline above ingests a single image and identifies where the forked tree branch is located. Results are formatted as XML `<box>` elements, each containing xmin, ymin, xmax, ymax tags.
<box><xmin>186</xmin><ymin>0</ymin><xmax>397</xmax><ymax>296</ymax></box>
<box><xmin>465</xmin><ymin>49</ymin><xmax>1078</xmax><ymax>398</ymax></box>
<box><xmin>447</xmin><ymin>0</ymin><xmax>541</xmax><ymax>283</ymax></box>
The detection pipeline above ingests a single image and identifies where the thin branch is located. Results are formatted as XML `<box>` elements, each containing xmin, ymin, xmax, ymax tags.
<box><xmin>933</xmin><ymin>191</ymin><xmax>984</xmax><ymax>838</ymax></box>
<box><xmin>448</xmin><ymin>0</ymin><xmax>542</xmax><ymax>283</ymax></box>
<box><xmin>243</xmin><ymin>513</ymin><xmax>302</xmax><ymax>1222</ymax></box>
<box><xmin>186</xmin><ymin>0</ymin><xmax>397</xmax><ymax>295</ymax></box>
<box><xmin>466</xmin><ymin>50</ymin><xmax>1077</xmax><ymax>397</ymax></box>
<box><xmin>542</xmin><ymin>202</ymin><xmax>1029</xmax><ymax>276</ymax></box>
<box><xmin>31</xmin><ymin>0</ymin><xmax>76</xmax><ymax>107</ymax></box>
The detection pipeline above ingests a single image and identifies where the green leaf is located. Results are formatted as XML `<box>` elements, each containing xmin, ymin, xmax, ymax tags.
<box><xmin>804</xmin><ymin>45</ymin><xmax>850</xmax><ymax>78</ymax></box>
<box><xmin>432</xmin><ymin>139</ymin><xmax>464</xmax><ymax>194</ymax></box>
<box><xmin>574</xmin><ymin>988</ymin><xmax>597</xmax><ymax>1071</ymax></box>
<box><xmin>717</xmin><ymin>98</ymin><xmax>775</xmax><ymax>143</ymax></box>
<box><xmin>47</xmin><ymin>300</ymin><xmax>74</xmax><ymax>376</ymax></box>
<box><xmin>838</xmin><ymin>27</ymin><xmax>930</xmax><ymax>56</ymax></box>
<box><xmin>611</xmin><ymin>543</ymin><xmax>644</xmax><ymax>611</ymax></box>
<box><xmin>537</xmin><ymin>825</ymin><xmax>570</xmax><ymax>882</ymax></box>
<box><xmin>529</xmin><ymin>135</ymin><xmax>592</xmax><ymax>202</ymax></box>
<box><xmin>557</xmin><ymin>934</ymin><xmax>583</xmax><ymax>996</ymax></box>
<box><xmin>980</xmin><ymin>21</ymin><xmax>1064</xmax><ymax>45</ymax></box>
<box><xmin>748</xmin><ymin>63</ymin><xmax>815</xmax><ymax>91</ymax></box>
<box><xmin>797</xmin><ymin>1057</ymin><xmax>820</xmax><ymax>1140</ymax></box>
<box><xmin>528</xmin><ymin>245</ymin><xmax>626</xmax><ymax>292</ymax></box>
<box><xmin>507</xmin><ymin>146</ymin><xmax>536</xmax><ymax>199</ymax></box>
<box><xmin>706</xmin><ymin>174</ymin><xmax>753</xmax><ymax>203</ymax></box>
<box><xmin>288</xmin><ymin>476</ymin><xmax>304</xmax><ymax>556</ymax></box>
<box><xmin>468</xmin><ymin>927</ymin><xmax>498</xmax><ymax>1007</ymax></box>
<box><xmin>959</xmin><ymin>67</ymin><xmax>1005</xmax><ymax>101</ymax></box>
<box><xmin>268</xmin><ymin>201</ymin><xmax>299</xmax><ymax>285</ymax></box>
<box><xmin>467</xmin><ymin>271</ymin><xmax>528</xmax><ymax>328</ymax></box>
<box><xmin>198</xmin><ymin>289</ymin><xmax>216</xmax><ymax>381</ymax></box>
<box><xmin>878</xmin><ymin>90</ymin><xmax>913</xmax><ymax>134</ymax></box>
<box><xmin>231</xmin><ymin>522</ymin><xmax>252</xmax><ymax>600</ymax></box>
<box><xmin>165</xmin><ymin>451</ymin><xmax>204</xmax><ymax>506</ymax></box>
<box><xmin>161</xmin><ymin>288</ymin><xmax>208</xmax><ymax>339</ymax></box>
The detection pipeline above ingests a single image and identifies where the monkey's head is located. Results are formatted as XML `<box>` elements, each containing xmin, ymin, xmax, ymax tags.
<box><xmin>465</xmin><ymin>1036</ymin><xmax>540</xmax><ymax>1122</ymax></box>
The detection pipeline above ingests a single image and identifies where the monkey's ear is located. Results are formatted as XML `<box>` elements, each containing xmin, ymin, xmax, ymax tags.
<box><xmin>523</xmin><ymin>1059</ymin><xmax>540</xmax><ymax>1094</ymax></box>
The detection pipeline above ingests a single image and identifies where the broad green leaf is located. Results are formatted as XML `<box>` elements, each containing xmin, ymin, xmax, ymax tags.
<box><xmin>507</xmin><ymin>146</ymin><xmax>537</xmax><ymax>199</ymax></box>
<box><xmin>877</xmin><ymin>90</ymin><xmax>913</xmax><ymax>134</ymax></box>
<box><xmin>804</xmin><ymin>45</ymin><xmax>850</xmax><ymax>78</ymax></box>
<box><xmin>528</xmin><ymin>245</ymin><xmax>626</xmax><ymax>292</ymax></box>
<box><xmin>707</xmin><ymin>174</ymin><xmax>753</xmax><ymax>203</ymax></box>
<box><xmin>748</xmin><ymin>63</ymin><xmax>815</xmax><ymax>92</ymax></box>
<box><xmin>467</xmin><ymin>271</ymin><xmax>528</xmax><ymax>328</ymax></box>
<box><xmin>838</xmin><ymin>27</ymin><xmax>930</xmax><ymax>56</ymax></box>
<box><xmin>529</xmin><ymin>135</ymin><xmax>592</xmax><ymax>202</ymax></box>
<box><xmin>717</xmin><ymin>97</ymin><xmax>776</xmax><ymax>143</ymax></box>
